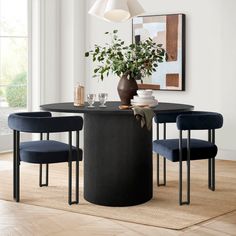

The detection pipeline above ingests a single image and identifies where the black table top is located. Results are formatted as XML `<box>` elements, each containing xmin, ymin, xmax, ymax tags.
<box><xmin>40</xmin><ymin>102</ymin><xmax>194</xmax><ymax>115</ymax></box>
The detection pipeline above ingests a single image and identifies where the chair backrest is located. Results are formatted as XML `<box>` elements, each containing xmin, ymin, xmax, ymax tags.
<box><xmin>154</xmin><ymin>111</ymin><xmax>193</xmax><ymax>124</ymax></box>
<box><xmin>8</xmin><ymin>112</ymin><xmax>83</xmax><ymax>133</ymax></box>
<box><xmin>176</xmin><ymin>111</ymin><xmax>223</xmax><ymax>131</ymax></box>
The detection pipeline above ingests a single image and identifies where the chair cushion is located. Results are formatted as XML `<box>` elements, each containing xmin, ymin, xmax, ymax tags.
<box><xmin>20</xmin><ymin>140</ymin><xmax>82</xmax><ymax>164</ymax></box>
<box><xmin>153</xmin><ymin>139</ymin><xmax>217</xmax><ymax>162</ymax></box>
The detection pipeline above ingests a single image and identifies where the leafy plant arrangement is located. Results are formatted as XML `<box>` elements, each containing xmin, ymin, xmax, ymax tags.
<box><xmin>85</xmin><ymin>30</ymin><xmax>167</xmax><ymax>82</ymax></box>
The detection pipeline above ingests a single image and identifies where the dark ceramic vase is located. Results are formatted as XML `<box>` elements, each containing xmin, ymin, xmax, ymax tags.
<box><xmin>117</xmin><ymin>75</ymin><xmax>138</xmax><ymax>105</ymax></box>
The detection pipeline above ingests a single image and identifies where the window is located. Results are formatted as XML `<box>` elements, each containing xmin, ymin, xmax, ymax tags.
<box><xmin>0</xmin><ymin>0</ymin><xmax>28</xmax><ymax>137</ymax></box>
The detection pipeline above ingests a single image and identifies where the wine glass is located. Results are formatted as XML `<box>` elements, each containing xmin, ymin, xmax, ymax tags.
<box><xmin>87</xmin><ymin>94</ymin><xmax>96</xmax><ymax>108</ymax></box>
<box><xmin>98</xmin><ymin>93</ymin><xmax>108</xmax><ymax>108</ymax></box>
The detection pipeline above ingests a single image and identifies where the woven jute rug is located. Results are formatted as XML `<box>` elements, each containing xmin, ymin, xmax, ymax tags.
<box><xmin>1</xmin><ymin>154</ymin><xmax>236</xmax><ymax>230</ymax></box>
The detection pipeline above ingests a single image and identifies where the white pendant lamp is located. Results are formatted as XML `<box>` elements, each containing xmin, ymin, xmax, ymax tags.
<box><xmin>104</xmin><ymin>0</ymin><xmax>130</xmax><ymax>22</ymax></box>
<box><xmin>88</xmin><ymin>0</ymin><xmax>145</xmax><ymax>22</ymax></box>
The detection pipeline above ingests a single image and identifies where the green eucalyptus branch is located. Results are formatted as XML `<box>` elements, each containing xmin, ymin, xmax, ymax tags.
<box><xmin>85</xmin><ymin>30</ymin><xmax>167</xmax><ymax>81</ymax></box>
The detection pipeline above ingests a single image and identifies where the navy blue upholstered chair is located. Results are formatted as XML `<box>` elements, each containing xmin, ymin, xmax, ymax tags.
<box><xmin>153</xmin><ymin>111</ymin><xmax>223</xmax><ymax>205</ymax></box>
<box><xmin>8</xmin><ymin>112</ymin><xmax>83</xmax><ymax>205</ymax></box>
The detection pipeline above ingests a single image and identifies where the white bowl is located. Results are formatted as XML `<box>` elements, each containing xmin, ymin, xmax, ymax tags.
<box><xmin>137</xmin><ymin>90</ymin><xmax>153</xmax><ymax>97</ymax></box>
<box><xmin>131</xmin><ymin>99</ymin><xmax>158</xmax><ymax>108</ymax></box>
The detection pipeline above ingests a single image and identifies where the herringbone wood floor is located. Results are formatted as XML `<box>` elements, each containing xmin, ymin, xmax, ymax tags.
<box><xmin>0</xmin><ymin>152</ymin><xmax>236</xmax><ymax>236</ymax></box>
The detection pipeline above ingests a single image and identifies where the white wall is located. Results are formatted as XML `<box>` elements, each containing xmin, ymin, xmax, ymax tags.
<box><xmin>39</xmin><ymin>0</ymin><xmax>61</xmax><ymax>105</ymax></box>
<box><xmin>59</xmin><ymin>0</ymin><xmax>85</xmax><ymax>144</ymax></box>
<box><xmin>85</xmin><ymin>0</ymin><xmax>236</xmax><ymax>159</ymax></box>
<box><xmin>218</xmin><ymin>0</ymin><xmax>236</xmax><ymax>159</ymax></box>
<box><xmin>38</xmin><ymin>0</ymin><xmax>85</xmax><ymax>105</ymax></box>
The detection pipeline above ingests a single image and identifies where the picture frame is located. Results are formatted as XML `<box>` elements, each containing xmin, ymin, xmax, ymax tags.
<box><xmin>132</xmin><ymin>14</ymin><xmax>186</xmax><ymax>91</ymax></box>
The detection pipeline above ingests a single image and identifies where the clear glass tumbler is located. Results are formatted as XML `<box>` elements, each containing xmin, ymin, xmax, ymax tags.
<box><xmin>98</xmin><ymin>93</ymin><xmax>108</xmax><ymax>108</ymax></box>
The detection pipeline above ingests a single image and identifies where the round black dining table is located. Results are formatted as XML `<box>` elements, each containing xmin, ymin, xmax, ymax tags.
<box><xmin>41</xmin><ymin>101</ymin><xmax>194</xmax><ymax>207</ymax></box>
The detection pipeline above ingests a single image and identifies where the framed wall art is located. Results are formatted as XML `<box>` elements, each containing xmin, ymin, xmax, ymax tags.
<box><xmin>132</xmin><ymin>14</ymin><xmax>186</xmax><ymax>91</ymax></box>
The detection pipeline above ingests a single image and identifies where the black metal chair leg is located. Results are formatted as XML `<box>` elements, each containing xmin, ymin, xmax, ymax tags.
<box><xmin>209</xmin><ymin>157</ymin><xmax>215</xmax><ymax>191</ymax></box>
<box><xmin>179</xmin><ymin>130</ymin><xmax>190</xmax><ymax>205</ymax></box>
<box><xmin>13</xmin><ymin>159</ymin><xmax>16</xmax><ymax>200</ymax></box>
<box><xmin>68</xmin><ymin>161</ymin><xmax>72</xmax><ymax>205</ymax></box>
<box><xmin>76</xmin><ymin>131</ymin><xmax>80</xmax><ymax>203</ymax></box>
<box><xmin>68</xmin><ymin>131</ymin><xmax>72</xmax><ymax>205</ymax></box>
<box><xmin>179</xmin><ymin>131</ymin><xmax>183</xmax><ymax>205</ymax></box>
<box><xmin>157</xmin><ymin>123</ymin><xmax>167</xmax><ymax>187</ymax></box>
<box><xmin>208</xmin><ymin>129</ymin><xmax>212</xmax><ymax>190</ymax></box>
<box><xmin>157</xmin><ymin>155</ymin><xmax>166</xmax><ymax>186</ymax></box>
<box><xmin>39</xmin><ymin>133</ymin><xmax>49</xmax><ymax>187</ymax></box>
<box><xmin>15</xmin><ymin>131</ymin><xmax>20</xmax><ymax>202</ymax></box>
<box><xmin>212</xmin><ymin>130</ymin><xmax>216</xmax><ymax>191</ymax></box>
<box><xmin>39</xmin><ymin>164</ymin><xmax>49</xmax><ymax>187</ymax></box>
<box><xmin>212</xmin><ymin>157</ymin><xmax>215</xmax><ymax>191</ymax></box>
<box><xmin>13</xmin><ymin>130</ymin><xmax>16</xmax><ymax>200</ymax></box>
<box><xmin>68</xmin><ymin>163</ymin><xmax>79</xmax><ymax>205</ymax></box>
<box><xmin>76</xmin><ymin>160</ymin><xmax>79</xmax><ymax>203</ymax></box>
<box><xmin>163</xmin><ymin>158</ymin><xmax>166</xmax><ymax>185</ymax></box>
<box><xmin>162</xmin><ymin>123</ymin><xmax>167</xmax><ymax>186</ymax></box>
<box><xmin>157</xmin><ymin>154</ymin><xmax>159</xmax><ymax>185</ymax></box>
<box><xmin>186</xmin><ymin>130</ymin><xmax>191</xmax><ymax>204</ymax></box>
<box><xmin>68</xmin><ymin>131</ymin><xmax>79</xmax><ymax>205</ymax></box>
<box><xmin>208</xmin><ymin>158</ymin><xmax>212</xmax><ymax>189</ymax></box>
<box><xmin>179</xmin><ymin>162</ymin><xmax>183</xmax><ymax>205</ymax></box>
<box><xmin>16</xmin><ymin>162</ymin><xmax>20</xmax><ymax>202</ymax></box>
<box><xmin>208</xmin><ymin>130</ymin><xmax>216</xmax><ymax>191</ymax></box>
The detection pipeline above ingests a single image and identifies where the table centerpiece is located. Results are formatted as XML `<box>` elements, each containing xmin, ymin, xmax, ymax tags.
<box><xmin>85</xmin><ymin>30</ymin><xmax>167</xmax><ymax>105</ymax></box>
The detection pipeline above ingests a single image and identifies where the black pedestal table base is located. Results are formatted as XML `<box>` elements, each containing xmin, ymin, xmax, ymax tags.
<box><xmin>84</xmin><ymin>113</ymin><xmax>153</xmax><ymax>206</ymax></box>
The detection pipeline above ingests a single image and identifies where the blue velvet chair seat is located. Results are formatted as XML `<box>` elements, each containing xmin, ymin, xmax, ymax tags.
<box><xmin>153</xmin><ymin>139</ymin><xmax>217</xmax><ymax>162</ymax></box>
<box><xmin>20</xmin><ymin>140</ymin><xmax>82</xmax><ymax>164</ymax></box>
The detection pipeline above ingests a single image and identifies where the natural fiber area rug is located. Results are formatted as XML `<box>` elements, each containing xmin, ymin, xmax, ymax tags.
<box><xmin>0</xmin><ymin>154</ymin><xmax>236</xmax><ymax>230</ymax></box>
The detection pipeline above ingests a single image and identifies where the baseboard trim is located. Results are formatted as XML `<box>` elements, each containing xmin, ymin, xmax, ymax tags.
<box><xmin>0</xmin><ymin>150</ymin><xmax>12</xmax><ymax>154</ymax></box>
<box><xmin>216</xmin><ymin>149</ymin><xmax>236</xmax><ymax>161</ymax></box>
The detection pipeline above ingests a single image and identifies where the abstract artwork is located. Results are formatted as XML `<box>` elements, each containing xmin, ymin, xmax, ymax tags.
<box><xmin>132</xmin><ymin>14</ymin><xmax>185</xmax><ymax>91</ymax></box>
